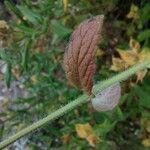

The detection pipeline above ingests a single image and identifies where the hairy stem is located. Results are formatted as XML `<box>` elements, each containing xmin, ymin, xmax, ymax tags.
<box><xmin>93</xmin><ymin>59</ymin><xmax>150</xmax><ymax>94</ymax></box>
<box><xmin>0</xmin><ymin>59</ymin><xmax>150</xmax><ymax>149</ymax></box>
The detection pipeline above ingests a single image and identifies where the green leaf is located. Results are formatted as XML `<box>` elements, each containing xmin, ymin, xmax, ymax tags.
<box><xmin>116</xmin><ymin>107</ymin><xmax>124</xmax><ymax>121</ymax></box>
<box><xmin>134</xmin><ymin>77</ymin><xmax>150</xmax><ymax>108</ymax></box>
<box><xmin>140</xmin><ymin>3</ymin><xmax>150</xmax><ymax>26</ymax></box>
<box><xmin>138</xmin><ymin>29</ymin><xmax>150</xmax><ymax>41</ymax></box>
<box><xmin>95</xmin><ymin>120</ymin><xmax>116</xmax><ymax>137</ymax></box>
<box><xmin>22</xmin><ymin>48</ymin><xmax>29</xmax><ymax>71</ymax></box>
<box><xmin>16</xmin><ymin>5</ymin><xmax>42</xmax><ymax>24</ymax></box>
<box><xmin>4</xmin><ymin>1</ymin><xmax>28</xmax><ymax>25</ymax></box>
<box><xmin>5</xmin><ymin>62</ymin><xmax>11</xmax><ymax>88</ymax></box>
<box><xmin>51</xmin><ymin>20</ymin><xmax>72</xmax><ymax>44</ymax></box>
<box><xmin>15</xmin><ymin>23</ymin><xmax>36</xmax><ymax>34</ymax></box>
<box><xmin>4</xmin><ymin>1</ymin><xmax>22</xmax><ymax>19</ymax></box>
<box><xmin>21</xmin><ymin>40</ymin><xmax>32</xmax><ymax>70</ymax></box>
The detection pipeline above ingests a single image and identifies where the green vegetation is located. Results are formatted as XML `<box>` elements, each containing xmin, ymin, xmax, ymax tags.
<box><xmin>0</xmin><ymin>0</ymin><xmax>150</xmax><ymax>149</ymax></box>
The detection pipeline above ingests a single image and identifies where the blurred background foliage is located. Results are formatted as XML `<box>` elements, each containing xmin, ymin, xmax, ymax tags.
<box><xmin>0</xmin><ymin>0</ymin><xmax>150</xmax><ymax>149</ymax></box>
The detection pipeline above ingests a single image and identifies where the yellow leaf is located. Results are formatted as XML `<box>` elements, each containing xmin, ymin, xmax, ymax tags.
<box><xmin>0</xmin><ymin>20</ymin><xmax>9</xmax><ymax>30</ymax></box>
<box><xmin>136</xmin><ymin>70</ymin><xmax>147</xmax><ymax>83</ymax></box>
<box><xmin>112</xmin><ymin>39</ymin><xmax>149</xmax><ymax>73</ymax></box>
<box><xmin>126</xmin><ymin>4</ymin><xmax>139</xmax><ymax>20</ymax></box>
<box><xmin>63</xmin><ymin>0</ymin><xmax>69</xmax><ymax>12</ymax></box>
<box><xmin>61</xmin><ymin>134</ymin><xmax>70</xmax><ymax>143</ymax></box>
<box><xmin>117</xmin><ymin>49</ymin><xmax>138</xmax><ymax>66</ymax></box>
<box><xmin>142</xmin><ymin>139</ymin><xmax>150</xmax><ymax>147</ymax></box>
<box><xmin>75</xmin><ymin>123</ymin><xmax>99</xmax><ymax>147</ymax></box>
<box><xmin>129</xmin><ymin>38</ymin><xmax>140</xmax><ymax>51</ymax></box>
<box><xmin>111</xmin><ymin>39</ymin><xmax>149</xmax><ymax>73</ymax></box>
<box><xmin>86</xmin><ymin>134</ymin><xmax>99</xmax><ymax>147</ymax></box>
<box><xmin>96</xmin><ymin>48</ymin><xmax>104</xmax><ymax>57</ymax></box>
<box><xmin>110</xmin><ymin>57</ymin><xmax>127</xmax><ymax>71</ymax></box>
<box><xmin>31</xmin><ymin>75</ymin><xmax>39</xmax><ymax>84</ymax></box>
<box><xmin>139</xmin><ymin>47</ymin><xmax>150</xmax><ymax>62</ymax></box>
<box><xmin>75</xmin><ymin>123</ymin><xmax>93</xmax><ymax>138</ymax></box>
<box><xmin>62</xmin><ymin>15</ymin><xmax>70</xmax><ymax>24</ymax></box>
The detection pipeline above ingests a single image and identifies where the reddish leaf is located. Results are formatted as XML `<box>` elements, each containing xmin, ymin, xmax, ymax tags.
<box><xmin>64</xmin><ymin>15</ymin><xmax>104</xmax><ymax>95</ymax></box>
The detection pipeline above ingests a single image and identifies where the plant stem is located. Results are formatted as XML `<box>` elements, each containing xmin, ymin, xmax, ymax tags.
<box><xmin>93</xmin><ymin>59</ymin><xmax>150</xmax><ymax>94</ymax></box>
<box><xmin>0</xmin><ymin>95</ymin><xmax>90</xmax><ymax>149</ymax></box>
<box><xmin>0</xmin><ymin>59</ymin><xmax>150</xmax><ymax>149</ymax></box>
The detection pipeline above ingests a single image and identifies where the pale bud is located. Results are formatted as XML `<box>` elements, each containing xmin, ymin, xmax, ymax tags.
<box><xmin>91</xmin><ymin>83</ymin><xmax>121</xmax><ymax>112</ymax></box>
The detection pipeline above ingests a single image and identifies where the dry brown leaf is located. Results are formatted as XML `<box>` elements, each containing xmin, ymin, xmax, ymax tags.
<box><xmin>75</xmin><ymin>123</ymin><xmax>99</xmax><ymax>147</ymax></box>
<box><xmin>0</xmin><ymin>20</ymin><xmax>9</xmax><ymax>47</ymax></box>
<box><xmin>12</xmin><ymin>66</ymin><xmax>21</xmax><ymax>79</ymax></box>
<box><xmin>63</xmin><ymin>15</ymin><xmax>104</xmax><ymax>95</ymax></box>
